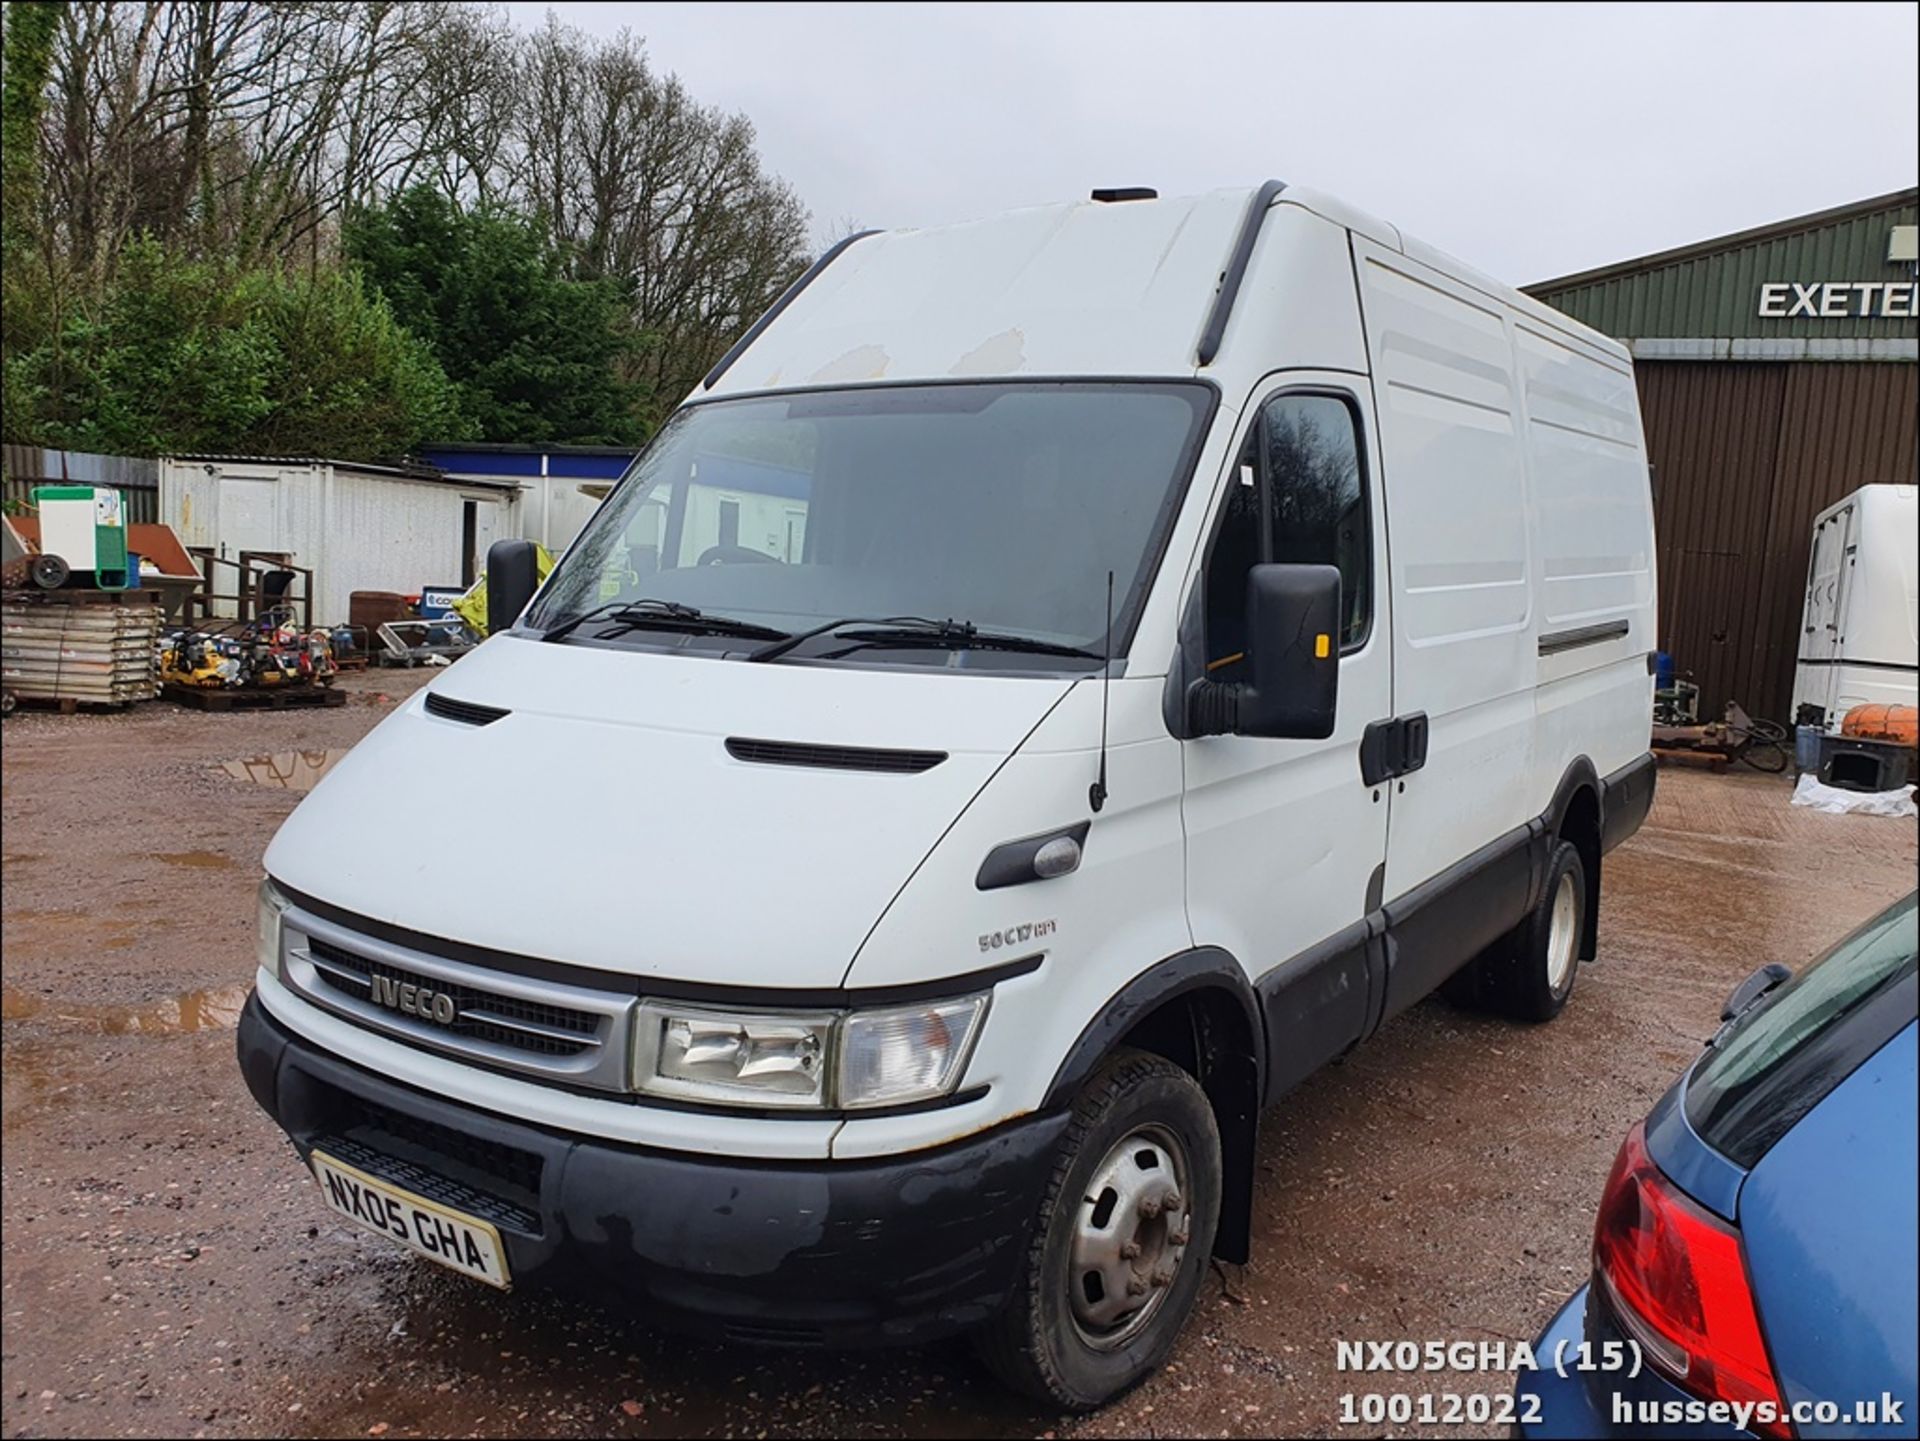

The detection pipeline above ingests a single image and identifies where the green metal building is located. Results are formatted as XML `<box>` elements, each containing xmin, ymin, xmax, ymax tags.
<box><xmin>1528</xmin><ymin>188</ymin><xmax>1917</xmax><ymax>723</ymax></box>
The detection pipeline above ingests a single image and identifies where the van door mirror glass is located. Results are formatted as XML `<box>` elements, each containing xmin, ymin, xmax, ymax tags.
<box><xmin>486</xmin><ymin>539</ymin><xmax>540</xmax><ymax>635</ymax></box>
<box><xmin>1233</xmin><ymin>562</ymin><xmax>1341</xmax><ymax>739</ymax></box>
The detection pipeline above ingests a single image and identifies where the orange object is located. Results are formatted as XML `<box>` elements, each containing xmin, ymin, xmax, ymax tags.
<box><xmin>1842</xmin><ymin>703</ymin><xmax>1919</xmax><ymax>749</ymax></box>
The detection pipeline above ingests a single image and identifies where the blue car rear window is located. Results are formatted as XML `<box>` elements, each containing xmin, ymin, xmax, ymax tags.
<box><xmin>1686</xmin><ymin>893</ymin><xmax>1918</xmax><ymax>1170</ymax></box>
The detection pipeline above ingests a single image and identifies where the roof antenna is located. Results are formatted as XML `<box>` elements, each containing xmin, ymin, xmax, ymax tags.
<box><xmin>1089</xmin><ymin>570</ymin><xmax>1114</xmax><ymax>814</ymax></box>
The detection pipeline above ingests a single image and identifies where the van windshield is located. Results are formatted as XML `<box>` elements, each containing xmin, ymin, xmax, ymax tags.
<box><xmin>524</xmin><ymin>382</ymin><xmax>1214</xmax><ymax>667</ymax></box>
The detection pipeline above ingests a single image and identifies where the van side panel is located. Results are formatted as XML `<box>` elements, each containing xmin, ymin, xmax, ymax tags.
<box><xmin>1518</xmin><ymin>321</ymin><xmax>1658</xmax><ymax>794</ymax></box>
<box><xmin>1353</xmin><ymin>241</ymin><xmax>1538</xmax><ymax>897</ymax></box>
<box><xmin>1515</xmin><ymin>325</ymin><xmax>1651</xmax><ymax>640</ymax></box>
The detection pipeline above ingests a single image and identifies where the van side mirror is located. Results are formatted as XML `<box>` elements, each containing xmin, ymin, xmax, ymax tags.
<box><xmin>486</xmin><ymin>539</ymin><xmax>540</xmax><ymax>635</ymax></box>
<box><xmin>1187</xmin><ymin>563</ymin><xmax>1341</xmax><ymax>739</ymax></box>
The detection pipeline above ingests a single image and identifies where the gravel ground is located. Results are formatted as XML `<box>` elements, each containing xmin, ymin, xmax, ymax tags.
<box><xmin>3</xmin><ymin>677</ymin><xmax>1914</xmax><ymax>1440</ymax></box>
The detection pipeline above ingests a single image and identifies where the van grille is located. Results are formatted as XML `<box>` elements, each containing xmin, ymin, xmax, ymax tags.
<box><xmin>726</xmin><ymin>737</ymin><xmax>947</xmax><ymax>773</ymax></box>
<box><xmin>307</xmin><ymin>938</ymin><xmax>602</xmax><ymax>1059</ymax></box>
<box><xmin>319</xmin><ymin>1099</ymin><xmax>543</xmax><ymax>1234</ymax></box>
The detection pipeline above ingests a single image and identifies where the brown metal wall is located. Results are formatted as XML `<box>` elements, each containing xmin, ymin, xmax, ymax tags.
<box><xmin>2</xmin><ymin>443</ymin><xmax>160</xmax><ymax>524</ymax></box>
<box><xmin>1639</xmin><ymin>361</ymin><xmax>1919</xmax><ymax>722</ymax></box>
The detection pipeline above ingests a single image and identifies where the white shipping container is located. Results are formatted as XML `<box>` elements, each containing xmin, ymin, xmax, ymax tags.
<box><xmin>158</xmin><ymin>457</ymin><xmax>519</xmax><ymax>625</ymax></box>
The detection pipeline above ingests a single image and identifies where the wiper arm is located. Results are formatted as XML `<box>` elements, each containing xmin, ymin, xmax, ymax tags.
<box><xmin>541</xmin><ymin>598</ymin><xmax>688</xmax><ymax>643</ymax></box>
<box><xmin>828</xmin><ymin>621</ymin><xmax>1103</xmax><ymax>662</ymax></box>
<box><xmin>541</xmin><ymin>599</ymin><xmax>788</xmax><ymax>645</ymax></box>
<box><xmin>606</xmin><ymin>612</ymin><xmax>791</xmax><ymax>643</ymax></box>
<box><xmin>745</xmin><ymin>615</ymin><xmax>952</xmax><ymax>663</ymax></box>
<box><xmin>747</xmin><ymin>614</ymin><xmax>1102</xmax><ymax>663</ymax></box>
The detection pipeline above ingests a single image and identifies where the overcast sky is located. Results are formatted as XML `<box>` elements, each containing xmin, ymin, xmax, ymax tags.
<box><xmin>503</xmin><ymin>1</ymin><xmax>1918</xmax><ymax>285</ymax></box>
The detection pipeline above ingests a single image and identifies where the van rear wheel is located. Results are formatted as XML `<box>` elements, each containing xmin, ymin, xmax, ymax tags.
<box><xmin>974</xmin><ymin>1048</ymin><xmax>1220</xmax><ymax>1410</ymax></box>
<box><xmin>1443</xmin><ymin>840</ymin><xmax>1586</xmax><ymax>1023</ymax></box>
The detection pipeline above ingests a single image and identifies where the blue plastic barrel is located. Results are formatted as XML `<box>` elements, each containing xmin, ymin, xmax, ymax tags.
<box><xmin>1654</xmin><ymin>651</ymin><xmax>1674</xmax><ymax>691</ymax></box>
<box><xmin>1795</xmin><ymin>724</ymin><xmax>1823</xmax><ymax>775</ymax></box>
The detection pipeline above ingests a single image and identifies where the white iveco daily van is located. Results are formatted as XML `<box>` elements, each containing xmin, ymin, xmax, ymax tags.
<box><xmin>239</xmin><ymin>182</ymin><xmax>1657</xmax><ymax>1408</ymax></box>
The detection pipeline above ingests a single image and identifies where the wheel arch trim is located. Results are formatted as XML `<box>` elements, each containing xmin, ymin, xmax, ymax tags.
<box><xmin>1043</xmin><ymin>948</ymin><xmax>1264</xmax><ymax>1107</ymax></box>
<box><xmin>1042</xmin><ymin>948</ymin><xmax>1265</xmax><ymax>1263</ymax></box>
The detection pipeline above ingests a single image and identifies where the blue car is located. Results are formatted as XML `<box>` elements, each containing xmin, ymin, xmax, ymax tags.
<box><xmin>1520</xmin><ymin>892</ymin><xmax>1918</xmax><ymax>1439</ymax></box>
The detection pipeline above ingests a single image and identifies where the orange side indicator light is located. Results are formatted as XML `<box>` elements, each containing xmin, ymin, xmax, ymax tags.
<box><xmin>1315</xmin><ymin>633</ymin><xmax>1331</xmax><ymax>659</ymax></box>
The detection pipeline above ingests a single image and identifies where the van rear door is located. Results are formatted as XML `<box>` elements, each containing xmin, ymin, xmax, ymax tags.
<box><xmin>1797</xmin><ymin>501</ymin><xmax>1857</xmax><ymax>720</ymax></box>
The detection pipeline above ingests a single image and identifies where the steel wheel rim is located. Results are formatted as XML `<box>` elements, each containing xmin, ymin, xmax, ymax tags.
<box><xmin>1546</xmin><ymin>870</ymin><xmax>1579</xmax><ymax>992</ymax></box>
<box><xmin>1067</xmin><ymin>1123</ymin><xmax>1193</xmax><ymax>1350</ymax></box>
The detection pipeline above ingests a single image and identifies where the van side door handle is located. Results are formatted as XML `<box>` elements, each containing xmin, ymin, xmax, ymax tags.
<box><xmin>1360</xmin><ymin>712</ymin><xmax>1430</xmax><ymax>786</ymax></box>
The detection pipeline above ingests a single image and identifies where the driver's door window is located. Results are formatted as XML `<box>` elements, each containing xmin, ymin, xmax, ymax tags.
<box><xmin>1203</xmin><ymin>390</ymin><xmax>1371</xmax><ymax>678</ymax></box>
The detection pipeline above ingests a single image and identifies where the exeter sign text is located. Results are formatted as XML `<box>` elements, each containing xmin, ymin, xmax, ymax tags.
<box><xmin>1757</xmin><ymin>282</ymin><xmax>1918</xmax><ymax>319</ymax></box>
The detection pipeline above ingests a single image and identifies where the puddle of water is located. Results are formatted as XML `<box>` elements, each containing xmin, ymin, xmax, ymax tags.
<box><xmin>154</xmin><ymin>850</ymin><xmax>233</xmax><ymax>869</ymax></box>
<box><xmin>217</xmin><ymin>749</ymin><xmax>349</xmax><ymax>792</ymax></box>
<box><xmin>1</xmin><ymin>982</ymin><xmax>250</xmax><ymax>1035</ymax></box>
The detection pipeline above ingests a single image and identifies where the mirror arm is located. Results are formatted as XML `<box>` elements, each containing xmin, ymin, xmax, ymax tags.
<box><xmin>1186</xmin><ymin>677</ymin><xmax>1243</xmax><ymax>736</ymax></box>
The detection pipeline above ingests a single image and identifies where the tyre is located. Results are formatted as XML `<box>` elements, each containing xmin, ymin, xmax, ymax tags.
<box><xmin>1445</xmin><ymin>839</ymin><xmax>1587</xmax><ymax>1023</ymax></box>
<box><xmin>975</xmin><ymin>1048</ymin><xmax>1221</xmax><ymax>1410</ymax></box>
<box><xmin>29</xmin><ymin>553</ymin><xmax>70</xmax><ymax>590</ymax></box>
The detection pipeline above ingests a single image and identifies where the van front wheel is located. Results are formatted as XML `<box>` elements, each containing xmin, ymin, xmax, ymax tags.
<box><xmin>974</xmin><ymin>1048</ymin><xmax>1221</xmax><ymax>1410</ymax></box>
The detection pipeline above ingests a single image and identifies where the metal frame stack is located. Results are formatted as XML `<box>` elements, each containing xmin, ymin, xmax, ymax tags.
<box><xmin>1</xmin><ymin>592</ymin><xmax>162</xmax><ymax>709</ymax></box>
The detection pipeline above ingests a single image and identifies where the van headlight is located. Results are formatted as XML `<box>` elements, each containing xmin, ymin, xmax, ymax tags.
<box><xmin>632</xmin><ymin>994</ymin><xmax>988</xmax><ymax>1111</ymax></box>
<box><xmin>257</xmin><ymin>878</ymin><xmax>290</xmax><ymax>973</ymax></box>
<box><xmin>636</xmin><ymin>1004</ymin><xmax>837</xmax><ymax>1108</ymax></box>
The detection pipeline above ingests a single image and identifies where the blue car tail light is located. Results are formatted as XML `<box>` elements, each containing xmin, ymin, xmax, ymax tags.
<box><xmin>1593</xmin><ymin>1122</ymin><xmax>1789</xmax><ymax>1437</ymax></box>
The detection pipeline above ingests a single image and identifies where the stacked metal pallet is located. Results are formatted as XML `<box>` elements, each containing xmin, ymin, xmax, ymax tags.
<box><xmin>1</xmin><ymin>594</ymin><xmax>161</xmax><ymax>708</ymax></box>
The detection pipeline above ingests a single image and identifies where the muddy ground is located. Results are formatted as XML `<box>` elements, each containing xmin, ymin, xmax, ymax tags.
<box><xmin>3</xmin><ymin>674</ymin><xmax>1915</xmax><ymax>1440</ymax></box>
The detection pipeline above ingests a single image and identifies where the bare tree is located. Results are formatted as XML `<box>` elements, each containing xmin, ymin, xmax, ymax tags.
<box><xmin>17</xmin><ymin>1</ymin><xmax>813</xmax><ymax>429</ymax></box>
<box><xmin>507</xmin><ymin>19</ymin><xmax>810</xmax><ymax>410</ymax></box>
<box><xmin>410</xmin><ymin>4</ymin><xmax>518</xmax><ymax>204</ymax></box>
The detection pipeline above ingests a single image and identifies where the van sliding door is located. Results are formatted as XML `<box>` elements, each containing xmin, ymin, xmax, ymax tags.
<box><xmin>1352</xmin><ymin>240</ymin><xmax>1542</xmax><ymax>1016</ymax></box>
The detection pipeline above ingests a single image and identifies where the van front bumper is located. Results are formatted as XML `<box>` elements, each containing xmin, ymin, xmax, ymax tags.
<box><xmin>237</xmin><ymin>991</ymin><xmax>1067</xmax><ymax>1348</ymax></box>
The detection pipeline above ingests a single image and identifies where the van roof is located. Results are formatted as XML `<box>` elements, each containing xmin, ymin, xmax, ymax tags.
<box><xmin>701</xmin><ymin>184</ymin><xmax>1627</xmax><ymax>397</ymax></box>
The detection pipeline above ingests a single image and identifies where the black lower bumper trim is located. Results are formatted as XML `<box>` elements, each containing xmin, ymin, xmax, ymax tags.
<box><xmin>1600</xmin><ymin>752</ymin><xmax>1657</xmax><ymax>854</ymax></box>
<box><xmin>238</xmin><ymin>992</ymin><xmax>1066</xmax><ymax>1348</ymax></box>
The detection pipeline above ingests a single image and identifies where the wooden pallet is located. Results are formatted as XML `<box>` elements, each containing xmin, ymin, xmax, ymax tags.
<box><xmin>1652</xmin><ymin>746</ymin><xmax>1732</xmax><ymax>767</ymax></box>
<box><xmin>4</xmin><ymin>692</ymin><xmax>139</xmax><ymax>715</ymax></box>
<box><xmin>0</xmin><ymin>587</ymin><xmax>161</xmax><ymax>607</ymax></box>
<box><xmin>162</xmin><ymin>682</ymin><xmax>346</xmax><ymax>712</ymax></box>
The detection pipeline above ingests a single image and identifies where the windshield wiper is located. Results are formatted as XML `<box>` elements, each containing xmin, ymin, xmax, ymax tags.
<box><xmin>540</xmin><ymin>599</ymin><xmax>789</xmax><ymax>645</ymax></box>
<box><xmin>762</xmin><ymin>617</ymin><xmax>1103</xmax><ymax>663</ymax></box>
<box><xmin>837</xmin><ymin>625</ymin><xmax>1103</xmax><ymax>661</ymax></box>
<box><xmin>745</xmin><ymin>615</ymin><xmax>953</xmax><ymax>663</ymax></box>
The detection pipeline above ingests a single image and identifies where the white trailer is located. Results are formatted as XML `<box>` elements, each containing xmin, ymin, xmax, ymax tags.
<box><xmin>1791</xmin><ymin>483</ymin><xmax>1919</xmax><ymax>729</ymax></box>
